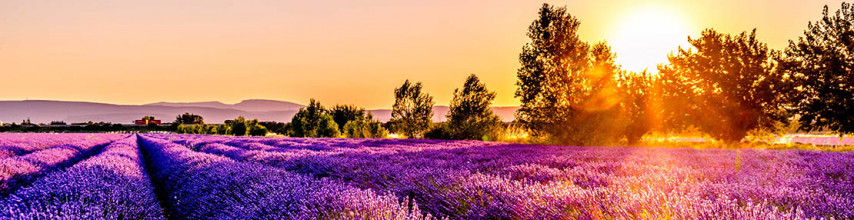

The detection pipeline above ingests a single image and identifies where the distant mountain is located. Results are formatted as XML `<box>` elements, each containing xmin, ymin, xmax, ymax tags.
<box><xmin>231</xmin><ymin>99</ymin><xmax>305</xmax><ymax>112</ymax></box>
<box><xmin>0</xmin><ymin>100</ymin><xmax>299</xmax><ymax>124</ymax></box>
<box><xmin>145</xmin><ymin>99</ymin><xmax>303</xmax><ymax>112</ymax></box>
<box><xmin>0</xmin><ymin>100</ymin><xmax>517</xmax><ymax>124</ymax></box>
<box><xmin>145</xmin><ymin>101</ymin><xmax>234</xmax><ymax>109</ymax></box>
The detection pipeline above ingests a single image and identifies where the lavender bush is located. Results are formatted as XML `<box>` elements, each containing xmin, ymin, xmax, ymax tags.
<box><xmin>0</xmin><ymin>135</ymin><xmax>165</xmax><ymax>219</ymax></box>
<box><xmin>0</xmin><ymin>133</ymin><xmax>123</xmax><ymax>159</ymax></box>
<box><xmin>138</xmin><ymin>135</ymin><xmax>430</xmax><ymax>219</ymax></box>
<box><xmin>1</xmin><ymin>133</ymin><xmax>851</xmax><ymax>219</ymax></box>
<box><xmin>0</xmin><ymin>134</ymin><xmax>126</xmax><ymax>197</ymax></box>
<box><xmin>158</xmin><ymin>134</ymin><xmax>854</xmax><ymax>219</ymax></box>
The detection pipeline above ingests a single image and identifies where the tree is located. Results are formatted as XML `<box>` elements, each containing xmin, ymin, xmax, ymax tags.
<box><xmin>390</xmin><ymin>80</ymin><xmax>434</xmax><ymax>138</ymax></box>
<box><xmin>779</xmin><ymin>3</ymin><xmax>854</xmax><ymax>135</ymax></box>
<box><xmin>141</xmin><ymin>116</ymin><xmax>155</xmax><ymax>121</ymax></box>
<box><xmin>175</xmin><ymin>113</ymin><xmax>204</xmax><ymax>125</ymax></box>
<box><xmin>329</xmin><ymin>105</ymin><xmax>366</xmax><ymax>132</ymax></box>
<box><xmin>445</xmin><ymin>74</ymin><xmax>503</xmax><ymax>140</ymax></box>
<box><xmin>230</xmin><ymin>116</ymin><xmax>248</xmax><ymax>136</ymax></box>
<box><xmin>288</xmin><ymin>99</ymin><xmax>340</xmax><ymax>137</ymax></box>
<box><xmin>515</xmin><ymin>4</ymin><xmax>625</xmax><ymax>145</ymax></box>
<box><xmin>658</xmin><ymin>29</ymin><xmax>788</xmax><ymax>142</ymax></box>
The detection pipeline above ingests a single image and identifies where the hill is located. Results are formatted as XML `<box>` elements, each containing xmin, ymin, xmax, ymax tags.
<box><xmin>0</xmin><ymin>100</ymin><xmax>517</xmax><ymax>124</ymax></box>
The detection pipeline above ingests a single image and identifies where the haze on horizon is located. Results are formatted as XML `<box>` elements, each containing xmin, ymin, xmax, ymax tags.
<box><xmin>0</xmin><ymin>0</ymin><xmax>843</xmax><ymax>109</ymax></box>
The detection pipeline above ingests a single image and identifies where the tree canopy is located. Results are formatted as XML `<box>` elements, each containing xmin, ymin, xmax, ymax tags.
<box><xmin>175</xmin><ymin>113</ymin><xmax>204</xmax><ymax>125</ymax></box>
<box><xmin>445</xmin><ymin>74</ymin><xmax>503</xmax><ymax>140</ymax></box>
<box><xmin>390</xmin><ymin>80</ymin><xmax>434</xmax><ymax>138</ymax></box>
<box><xmin>515</xmin><ymin>3</ymin><xmax>625</xmax><ymax>145</ymax></box>
<box><xmin>779</xmin><ymin>3</ymin><xmax>854</xmax><ymax>134</ymax></box>
<box><xmin>658</xmin><ymin>29</ymin><xmax>788</xmax><ymax>142</ymax></box>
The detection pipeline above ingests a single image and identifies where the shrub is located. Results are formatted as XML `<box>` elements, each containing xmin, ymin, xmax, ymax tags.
<box><xmin>343</xmin><ymin>115</ymin><xmax>387</xmax><ymax>138</ymax></box>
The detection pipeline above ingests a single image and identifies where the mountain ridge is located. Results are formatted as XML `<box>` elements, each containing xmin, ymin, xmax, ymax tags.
<box><xmin>0</xmin><ymin>99</ymin><xmax>518</xmax><ymax>124</ymax></box>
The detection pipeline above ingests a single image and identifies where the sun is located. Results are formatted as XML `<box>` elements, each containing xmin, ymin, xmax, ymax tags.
<box><xmin>609</xmin><ymin>6</ymin><xmax>693</xmax><ymax>74</ymax></box>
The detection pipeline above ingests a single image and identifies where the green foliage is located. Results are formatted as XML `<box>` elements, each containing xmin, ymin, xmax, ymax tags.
<box><xmin>176</xmin><ymin>124</ymin><xmax>192</xmax><ymax>134</ymax></box>
<box><xmin>316</xmin><ymin>114</ymin><xmax>341</xmax><ymax>138</ymax></box>
<box><xmin>175</xmin><ymin>124</ymin><xmax>216</xmax><ymax>134</ymax></box>
<box><xmin>175</xmin><ymin>116</ymin><xmax>265</xmax><ymax>136</ymax></box>
<box><xmin>515</xmin><ymin>4</ymin><xmax>625</xmax><ymax>145</ymax></box>
<box><xmin>342</xmin><ymin>113</ymin><xmax>388</xmax><ymax>138</ymax></box>
<box><xmin>779</xmin><ymin>3</ymin><xmax>854</xmax><ymax>135</ymax></box>
<box><xmin>248</xmin><ymin>124</ymin><xmax>268</xmax><ymax>136</ymax></box>
<box><xmin>424</xmin><ymin>123</ymin><xmax>454</xmax><ymax>140</ymax></box>
<box><xmin>216</xmin><ymin>124</ymin><xmax>231</xmax><ymax>135</ymax></box>
<box><xmin>175</xmin><ymin>112</ymin><xmax>204</xmax><ymax>124</ymax></box>
<box><xmin>288</xmin><ymin>99</ymin><xmax>341</xmax><ymax>137</ymax></box>
<box><xmin>445</xmin><ymin>74</ymin><xmax>504</xmax><ymax>140</ymax></box>
<box><xmin>618</xmin><ymin>71</ymin><xmax>657</xmax><ymax>145</ymax></box>
<box><xmin>390</xmin><ymin>80</ymin><xmax>434</xmax><ymax>138</ymax></box>
<box><xmin>658</xmin><ymin>29</ymin><xmax>787</xmax><ymax>142</ymax></box>
<box><xmin>329</xmin><ymin>105</ymin><xmax>366</xmax><ymax>132</ymax></box>
<box><xmin>141</xmin><ymin>116</ymin><xmax>155</xmax><ymax>121</ymax></box>
<box><xmin>230</xmin><ymin>116</ymin><xmax>248</xmax><ymax>136</ymax></box>
<box><xmin>258</xmin><ymin>121</ymin><xmax>286</xmax><ymax>135</ymax></box>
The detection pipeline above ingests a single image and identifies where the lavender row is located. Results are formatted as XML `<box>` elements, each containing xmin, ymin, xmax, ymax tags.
<box><xmin>177</xmin><ymin>137</ymin><xmax>646</xmax><ymax>218</ymax></box>
<box><xmin>0</xmin><ymin>133</ymin><xmax>124</xmax><ymax>159</ymax></box>
<box><xmin>0</xmin><ymin>135</ymin><xmax>126</xmax><ymax>197</ymax></box>
<box><xmin>178</xmin><ymin>135</ymin><xmax>854</xmax><ymax>219</ymax></box>
<box><xmin>152</xmin><ymin>133</ymin><xmax>497</xmax><ymax>162</ymax></box>
<box><xmin>0</xmin><ymin>135</ymin><xmax>165</xmax><ymax>219</ymax></box>
<box><xmin>138</xmin><ymin>135</ymin><xmax>432</xmax><ymax>219</ymax></box>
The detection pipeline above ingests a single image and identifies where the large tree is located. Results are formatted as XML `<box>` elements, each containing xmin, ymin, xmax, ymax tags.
<box><xmin>390</xmin><ymin>80</ymin><xmax>434</xmax><ymax>138</ymax></box>
<box><xmin>446</xmin><ymin>74</ymin><xmax>503</xmax><ymax>140</ymax></box>
<box><xmin>515</xmin><ymin>4</ymin><xmax>624</xmax><ymax>145</ymax></box>
<box><xmin>658</xmin><ymin>29</ymin><xmax>788</xmax><ymax>142</ymax></box>
<box><xmin>779</xmin><ymin>3</ymin><xmax>854</xmax><ymax>134</ymax></box>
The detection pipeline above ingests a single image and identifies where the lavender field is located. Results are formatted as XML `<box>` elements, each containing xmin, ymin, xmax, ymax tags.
<box><xmin>1</xmin><ymin>133</ymin><xmax>853</xmax><ymax>219</ymax></box>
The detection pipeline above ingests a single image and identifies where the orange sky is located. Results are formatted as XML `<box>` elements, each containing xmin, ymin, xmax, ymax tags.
<box><xmin>0</xmin><ymin>0</ymin><xmax>844</xmax><ymax>108</ymax></box>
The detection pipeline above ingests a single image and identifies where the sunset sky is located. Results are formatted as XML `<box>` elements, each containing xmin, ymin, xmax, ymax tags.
<box><xmin>0</xmin><ymin>0</ymin><xmax>844</xmax><ymax>108</ymax></box>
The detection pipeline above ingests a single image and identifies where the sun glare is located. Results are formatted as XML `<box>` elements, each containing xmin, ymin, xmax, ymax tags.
<box><xmin>609</xmin><ymin>6</ymin><xmax>693</xmax><ymax>74</ymax></box>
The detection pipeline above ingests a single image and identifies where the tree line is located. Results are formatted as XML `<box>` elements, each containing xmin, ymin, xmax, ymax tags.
<box><xmin>172</xmin><ymin>71</ymin><xmax>503</xmax><ymax>141</ymax></box>
<box><xmin>178</xmin><ymin>2</ymin><xmax>854</xmax><ymax>145</ymax></box>
<box><xmin>278</xmin><ymin>73</ymin><xmax>502</xmax><ymax>140</ymax></box>
<box><xmin>511</xmin><ymin>3</ymin><xmax>854</xmax><ymax>145</ymax></box>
